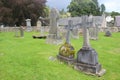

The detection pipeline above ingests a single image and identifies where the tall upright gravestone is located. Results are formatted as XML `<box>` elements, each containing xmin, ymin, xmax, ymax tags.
<box><xmin>75</xmin><ymin>16</ymin><xmax>106</xmax><ymax>76</ymax></box>
<box><xmin>26</xmin><ymin>19</ymin><xmax>32</xmax><ymax>31</ymax></box>
<box><xmin>46</xmin><ymin>8</ymin><xmax>62</xmax><ymax>44</ymax></box>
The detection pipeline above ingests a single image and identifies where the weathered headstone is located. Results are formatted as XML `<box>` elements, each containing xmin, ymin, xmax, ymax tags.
<box><xmin>89</xmin><ymin>16</ymin><xmax>101</xmax><ymax>40</ymax></box>
<box><xmin>57</xmin><ymin>20</ymin><xmax>75</xmax><ymax>64</ymax></box>
<box><xmin>71</xmin><ymin>27</ymin><xmax>79</xmax><ymax>39</ymax></box>
<box><xmin>115</xmin><ymin>16</ymin><xmax>120</xmax><ymax>32</ymax></box>
<box><xmin>46</xmin><ymin>8</ymin><xmax>62</xmax><ymax>44</ymax></box>
<box><xmin>101</xmin><ymin>13</ymin><xmax>107</xmax><ymax>28</ymax></box>
<box><xmin>104</xmin><ymin>16</ymin><xmax>113</xmax><ymax>36</ymax></box>
<box><xmin>14</xmin><ymin>26</ymin><xmax>19</xmax><ymax>37</ymax></box>
<box><xmin>75</xmin><ymin>15</ymin><xmax>106</xmax><ymax>76</ymax></box>
<box><xmin>104</xmin><ymin>28</ymin><xmax>112</xmax><ymax>37</ymax></box>
<box><xmin>19</xmin><ymin>26</ymin><xmax>24</xmax><ymax>37</ymax></box>
<box><xmin>26</xmin><ymin>19</ymin><xmax>32</xmax><ymax>31</ymax></box>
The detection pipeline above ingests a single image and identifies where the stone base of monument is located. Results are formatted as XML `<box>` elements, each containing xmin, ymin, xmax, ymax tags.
<box><xmin>75</xmin><ymin>47</ymin><xmax>106</xmax><ymax>76</ymax></box>
<box><xmin>90</xmin><ymin>37</ymin><xmax>98</xmax><ymax>40</ymax></box>
<box><xmin>74</xmin><ymin>63</ymin><xmax>106</xmax><ymax>77</ymax></box>
<box><xmin>57</xmin><ymin>54</ymin><xmax>75</xmax><ymax>65</ymax></box>
<box><xmin>32</xmin><ymin>35</ymin><xmax>46</xmax><ymax>39</ymax></box>
<box><xmin>46</xmin><ymin>34</ymin><xmax>62</xmax><ymax>45</ymax></box>
<box><xmin>57</xmin><ymin>42</ymin><xmax>75</xmax><ymax>65</ymax></box>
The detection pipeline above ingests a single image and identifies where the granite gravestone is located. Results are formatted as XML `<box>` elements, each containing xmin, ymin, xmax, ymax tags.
<box><xmin>46</xmin><ymin>8</ymin><xmax>62</xmax><ymax>44</ymax></box>
<box><xmin>75</xmin><ymin>15</ymin><xmax>106</xmax><ymax>76</ymax></box>
<box><xmin>57</xmin><ymin>20</ymin><xmax>75</xmax><ymax>64</ymax></box>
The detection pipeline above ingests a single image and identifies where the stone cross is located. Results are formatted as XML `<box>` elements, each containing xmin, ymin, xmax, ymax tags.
<box><xmin>82</xmin><ymin>15</ymin><xmax>91</xmax><ymax>48</ymax></box>
<box><xmin>66</xmin><ymin>20</ymin><xmax>73</xmax><ymax>44</ymax></box>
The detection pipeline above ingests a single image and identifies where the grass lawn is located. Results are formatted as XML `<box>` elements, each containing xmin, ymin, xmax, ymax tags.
<box><xmin>0</xmin><ymin>32</ymin><xmax>120</xmax><ymax>80</ymax></box>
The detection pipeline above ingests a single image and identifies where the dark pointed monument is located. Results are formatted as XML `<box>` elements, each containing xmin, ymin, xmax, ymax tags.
<box><xmin>74</xmin><ymin>15</ymin><xmax>106</xmax><ymax>76</ymax></box>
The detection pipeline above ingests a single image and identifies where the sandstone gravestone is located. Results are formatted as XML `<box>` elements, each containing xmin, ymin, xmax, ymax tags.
<box><xmin>71</xmin><ymin>27</ymin><xmax>79</xmax><ymax>39</ymax></box>
<box><xmin>89</xmin><ymin>16</ymin><xmax>101</xmax><ymax>40</ymax></box>
<box><xmin>57</xmin><ymin>20</ymin><xmax>75</xmax><ymax>64</ymax></box>
<box><xmin>105</xmin><ymin>16</ymin><xmax>113</xmax><ymax>36</ymax></box>
<box><xmin>46</xmin><ymin>8</ymin><xmax>62</xmax><ymax>44</ymax></box>
<box><xmin>74</xmin><ymin>15</ymin><xmax>106</xmax><ymax>76</ymax></box>
<box><xmin>20</xmin><ymin>26</ymin><xmax>24</xmax><ymax>37</ymax></box>
<box><xmin>14</xmin><ymin>26</ymin><xmax>19</xmax><ymax>37</ymax></box>
<box><xmin>26</xmin><ymin>19</ymin><xmax>32</xmax><ymax>31</ymax></box>
<box><xmin>115</xmin><ymin>16</ymin><xmax>120</xmax><ymax>32</ymax></box>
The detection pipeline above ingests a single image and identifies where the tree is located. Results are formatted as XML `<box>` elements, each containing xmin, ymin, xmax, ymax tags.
<box><xmin>0</xmin><ymin>0</ymin><xmax>47</xmax><ymax>26</ymax></box>
<box><xmin>111</xmin><ymin>11</ymin><xmax>120</xmax><ymax>18</ymax></box>
<box><xmin>67</xmin><ymin>0</ymin><xmax>101</xmax><ymax>16</ymax></box>
<box><xmin>100</xmin><ymin>4</ymin><xmax>105</xmax><ymax>14</ymax></box>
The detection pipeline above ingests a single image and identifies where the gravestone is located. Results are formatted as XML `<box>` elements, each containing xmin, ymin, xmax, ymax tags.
<box><xmin>101</xmin><ymin>13</ymin><xmax>107</xmax><ymax>28</ymax></box>
<box><xmin>19</xmin><ymin>26</ymin><xmax>24</xmax><ymax>37</ymax></box>
<box><xmin>57</xmin><ymin>20</ymin><xmax>75</xmax><ymax>64</ymax></box>
<box><xmin>46</xmin><ymin>8</ymin><xmax>62</xmax><ymax>44</ymax></box>
<box><xmin>36</xmin><ymin>20</ymin><xmax>42</xmax><ymax>32</ymax></box>
<box><xmin>26</xmin><ymin>19</ymin><xmax>32</xmax><ymax>31</ymax></box>
<box><xmin>104</xmin><ymin>28</ymin><xmax>112</xmax><ymax>37</ymax></box>
<box><xmin>14</xmin><ymin>26</ymin><xmax>19</xmax><ymax>37</ymax></box>
<box><xmin>89</xmin><ymin>16</ymin><xmax>101</xmax><ymax>40</ymax></box>
<box><xmin>74</xmin><ymin>15</ymin><xmax>106</xmax><ymax>76</ymax></box>
<box><xmin>105</xmin><ymin>16</ymin><xmax>113</xmax><ymax>36</ymax></box>
<box><xmin>71</xmin><ymin>27</ymin><xmax>79</xmax><ymax>39</ymax></box>
<box><xmin>115</xmin><ymin>16</ymin><xmax>120</xmax><ymax>32</ymax></box>
<box><xmin>58</xmin><ymin>17</ymin><xmax>81</xmax><ymax>39</ymax></box>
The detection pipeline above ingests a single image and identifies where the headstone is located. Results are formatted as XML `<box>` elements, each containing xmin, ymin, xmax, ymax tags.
<box><xmin>89</xmin><ymin>16</ymin><xmax>100</xmax><ymax>40</ymax></box>
<box><xmin>75</xmin><ymin>15</ymin><xmax>106</xmax><ymax>76</ymax></box>
<box><xmin>104</xmin><ymin>28</ymin><xmax>112</xmax><ymax>37</ymax></box>
<box><xmin>0</xmin><ymin>24</ymin><xmax>4</xmax><ymax>32</ymax></box>
<box><xmin>14</xmin><ymin>26</ymin><xmax>19</xmax><ymax>37</ymax></box>
<box><xmin>101</xmin><ymin>13</ymin><xmax>107</xmax><ymax>28</ymax></box>
<box><xmin>20</xmin><ymin>26</ymin><xmax>24</xmax><ymax>37</ymax></box>
<box><xmin>71</xmin><ymin>27</ymin><xmax>79</xmax><ymax>39</ymax></box>
<box><xmin>57</xmin><ymin>20</ymin><xmax>75</xmax><ymax>64</ymax></box>
<box><xmin>26</xmin><ymin>19</ymin><xmax>32</xmax><ymax>31</ymax></box>
<box><xmin>46</xmin><ymin>8</ymin><xmax>62</xmax><ymax>44</ymax></box>
<box><xmin>115</xmin><ymin>16</ymin><xmax>120</xmax><ymax>32</ymax></box>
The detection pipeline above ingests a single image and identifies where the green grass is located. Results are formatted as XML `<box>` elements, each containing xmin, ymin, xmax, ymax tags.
<box><xmin>0</xmin><ymin>32</ymin><xmax>120</xmax><ymax>80</ymax></box>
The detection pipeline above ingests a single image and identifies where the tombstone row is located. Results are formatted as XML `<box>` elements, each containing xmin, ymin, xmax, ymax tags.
<box><xmin>57</xmin><ymin>15</ymin><xmax>106</xmax><ymax>76</ymax></box>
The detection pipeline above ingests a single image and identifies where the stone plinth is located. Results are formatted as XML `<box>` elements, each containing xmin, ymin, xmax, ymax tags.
<box><xmin>57</xmin><ymin>43</ymin><xmax>75</xmax><ymax>64</ymax></box>
<box><xmin>46</xmin><ymin>34</ymin><xmax>62</xmax><ymax>45</ymax></box>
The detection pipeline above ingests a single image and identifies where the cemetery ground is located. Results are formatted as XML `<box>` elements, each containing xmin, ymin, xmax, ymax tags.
<box><xmin>0</xmin><ymin>32</ymin><xmax>120</xmax><ymax>80</ymax></box>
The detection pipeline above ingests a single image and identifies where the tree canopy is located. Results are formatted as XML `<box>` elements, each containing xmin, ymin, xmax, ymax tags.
<box><xmin>0</xmin><ymin>0</ymin><xmax>47</xmax><ymax>26</ymax></box>
<box><xmin>67</xmin><ymin>0</ymin><xmax>105</xmax><ymax>17</ymax></box>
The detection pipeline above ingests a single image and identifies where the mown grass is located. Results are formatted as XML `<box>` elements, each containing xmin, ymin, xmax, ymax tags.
<box><xmin>0</xmin><ymin>32</ymin><xmax>120</xmax><ymax>80</ymax></box>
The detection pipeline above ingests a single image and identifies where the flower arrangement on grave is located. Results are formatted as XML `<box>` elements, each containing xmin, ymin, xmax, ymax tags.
<box><xmin>59</xmin><ymin>42</ymin><xmax>75</xmax><ymax>58</ymax></box>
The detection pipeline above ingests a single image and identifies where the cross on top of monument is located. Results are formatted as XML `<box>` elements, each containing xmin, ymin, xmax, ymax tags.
<box><xmin>66</xmin><ymin>20</ymin><xmax>73</xmax><ymax>44</ymax></box>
